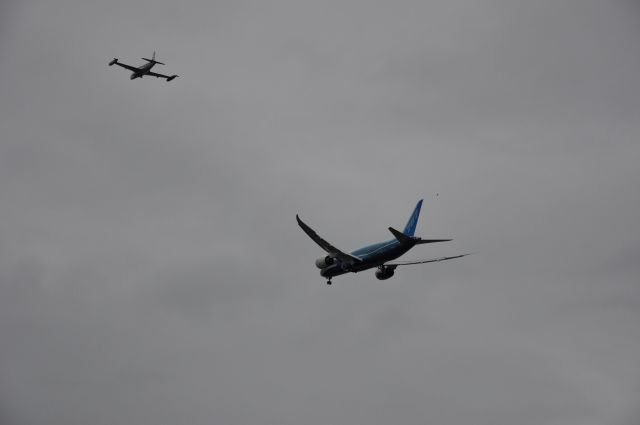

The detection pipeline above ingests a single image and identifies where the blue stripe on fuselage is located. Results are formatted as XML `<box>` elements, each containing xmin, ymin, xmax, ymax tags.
<box><xmin>319</xmin><ymin>239</ymin><xmax>412</xmax><ymax>279</ymax></box>
<box><xmin>350</xmin><ymin>239</ymin><xmax>399</xmax><ymax>260</ymax></box>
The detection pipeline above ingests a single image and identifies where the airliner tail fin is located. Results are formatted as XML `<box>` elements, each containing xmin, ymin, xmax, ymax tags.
<box><xmin>402</xmin><ymin>199</ymin><xmax>423</xmax><ymax>236</ymax></box>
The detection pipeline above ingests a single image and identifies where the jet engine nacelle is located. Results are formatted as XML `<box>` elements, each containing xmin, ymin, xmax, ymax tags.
<box><xmin>375</xmin><ymin>266</ymin><xmax>395</xmax><ymax>280</ymax></box>
<box><xmin>315</xmin><ymin>256</ymin><xmax>335</xmax><ymax>269</ymax></box>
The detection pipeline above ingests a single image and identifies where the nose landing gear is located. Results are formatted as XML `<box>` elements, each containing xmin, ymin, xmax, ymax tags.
<box><xmin>326</xmin><ymin>280</ymin><xmax>332</xmax><ymax>285</ymax></box>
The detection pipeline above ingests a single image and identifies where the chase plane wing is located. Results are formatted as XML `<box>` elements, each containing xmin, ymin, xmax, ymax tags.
<box><xmin>113</xmin><ymin>62</ymin><xmax>139</xmax><ymax>72</ymax></box>
<box><xmin>147</xmin><ymin>71</ymin><xmax>178</xmax><ymax>80</ymax></box>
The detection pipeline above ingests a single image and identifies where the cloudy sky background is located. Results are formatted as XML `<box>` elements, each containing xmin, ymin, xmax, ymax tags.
<box><xmin>1</xmin><ymin>0</ymin><xmax>639</xmax><ymax>424</ymax></box>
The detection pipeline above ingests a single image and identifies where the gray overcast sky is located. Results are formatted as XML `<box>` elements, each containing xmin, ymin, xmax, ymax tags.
<box><xmin>1</xmin><ymin>0</ymin><xmax>639</xmax><ymax>424</ymax></box>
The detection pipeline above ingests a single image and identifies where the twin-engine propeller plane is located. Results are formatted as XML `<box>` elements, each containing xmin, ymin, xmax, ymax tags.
<box><xmin>297</xmin><ymin>199</ymin><xmax>468</xmax><ymax>285</ymax></box>
<box><xmin>108</xmin><ymin>51</ymin><xmax>178</xmax><ymax>82</ymax></box>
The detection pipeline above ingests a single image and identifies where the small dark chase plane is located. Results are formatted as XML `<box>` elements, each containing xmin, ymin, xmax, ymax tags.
<box><xmin>297</xmin><ymin>200</ymin><xmax>468</xmax><ymax>285</ymax></box>
<box><xmin>108</xmin><ymin>51</ymin><xmax>178</xmax><ymax>81</ymax></box>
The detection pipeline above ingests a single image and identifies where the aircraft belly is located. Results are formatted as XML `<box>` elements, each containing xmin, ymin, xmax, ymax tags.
<box><xmin>319</xmin><ymin>245</ymin><xmax>410</xmax><ymax>278</ymax></box>
<box><xmin>319</xmin><ymin>265</ymin><xmax>347</xmax><ymax>278</ymax></box>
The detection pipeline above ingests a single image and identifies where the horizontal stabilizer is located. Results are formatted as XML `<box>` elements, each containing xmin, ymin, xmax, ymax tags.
<box><xmin>389</xmin><ymin>227</ymin><xmax>451</xmax><ymax>245</ymax></box>
<box><xmin>142</xmin><ymin>58</ymin><xmax>165</xmax><ymax>65</ymax></box>
<box><xmin>414</xmin><ymin>238</ymin><xmax>452</xmax><ymax>245</ymax></box>
<box><xmin>388</xmin><ymin>227</ymin><xmax>413</xmax><ymax>244</ymax></box>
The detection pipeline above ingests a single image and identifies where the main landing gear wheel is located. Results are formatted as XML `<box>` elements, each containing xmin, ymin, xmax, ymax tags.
<box><xmin>326</xmin><ymin>280</ymin><xmax>332</xmax><ymax>285</ymax></box>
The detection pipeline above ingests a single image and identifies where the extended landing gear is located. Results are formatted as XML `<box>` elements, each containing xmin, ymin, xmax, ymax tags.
<box><xmin>326</xmin><ymin>280</ymin><xmax>332</xmax><ymax>285</ymax></box>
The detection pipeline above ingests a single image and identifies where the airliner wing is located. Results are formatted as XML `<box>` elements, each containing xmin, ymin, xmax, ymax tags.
<box><xmin>385</xmin><ymin>253</ymin><xmax>470</xmax><ymax>267</ymax></box>
<box><xmin>114</xmin><ymin>62</ymin><xmax>139</xmax><ymax>72</ymax></box>
<box><xmin>296</xmin><ymin>215</ymin><xmax>362</xmax><ymax>265</ymax></box>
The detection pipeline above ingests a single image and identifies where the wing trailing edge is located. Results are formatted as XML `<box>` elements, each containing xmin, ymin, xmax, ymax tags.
<box><xmin>385</xmin><ymin>253</ymin><xmax>471</xmax><ymax>267</ymax></box>
<box><xmin>296</xmin><ymin>215</ymin><xmax>362</xmax><ymax>265</ymax></box>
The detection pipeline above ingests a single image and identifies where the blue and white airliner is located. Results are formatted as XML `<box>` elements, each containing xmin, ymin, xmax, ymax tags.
<box><xmin>108</xmin><ymin>51</ymin><xmax>178</xmax><ymax>82</ymax></box>
<box><xmin>296</xmin><ymin>199</ymin><xmax>468</xmax><ymax>285</ymax></box>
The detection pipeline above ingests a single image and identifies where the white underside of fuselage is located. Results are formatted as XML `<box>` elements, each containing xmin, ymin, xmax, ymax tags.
<box><xmin>319</xmin><ymin>242</ymin><xmax>412</xmax><ymax>279</ymax></box>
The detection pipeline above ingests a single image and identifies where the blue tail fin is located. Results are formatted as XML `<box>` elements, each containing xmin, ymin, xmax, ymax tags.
<box><xmin>402</xmin><ymin>199</ymin><xmax>423</xmax><ymax>236</ymax></box>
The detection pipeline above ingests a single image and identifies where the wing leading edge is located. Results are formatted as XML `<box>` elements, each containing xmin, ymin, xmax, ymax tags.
<box><xmin>296</xmin><ymin>215</ymin><xmax>362</xmax><ymax>265</ymax></box>
<box><xmin>385</xmin><ymin>253</ymin><xmax>470</xmax><ymax>267</ymax></box>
